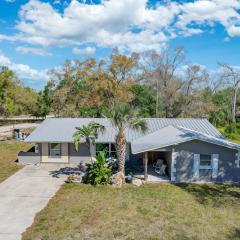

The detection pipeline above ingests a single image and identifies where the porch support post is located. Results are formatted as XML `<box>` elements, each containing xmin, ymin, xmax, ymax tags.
<box><xmin>171</xmin><ymin>148</ymin><xmax>177</xmax><ymax>182</ymax></box>
<box><xmin>144</xmin><ymin>152</ymin><xmax>148</xmax><ymax>181</ymax></box>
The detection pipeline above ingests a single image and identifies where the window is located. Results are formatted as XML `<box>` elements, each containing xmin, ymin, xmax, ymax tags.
<box><xmin>110</xmin><ymin>144</ymin><xmax>117</xmax><ymax>158</ymax></box>
<box><xmin>96</xmin><ymin>143</ymin><xmax>109</xmax><ymax>155</ymax></box>
<box><xmin>96</xmin><ymin>143</ymin><xmax>117</xmax><ymax>158</ymax></box>
<box><xmin>200</xmin><ymin>154</ymin><xmax>212</xmax><ymax>169</ymax></box>
<box><xmin>49</xmin><ymin>143</ymin><xmax>61</xmax><ymax>157</ymax></box>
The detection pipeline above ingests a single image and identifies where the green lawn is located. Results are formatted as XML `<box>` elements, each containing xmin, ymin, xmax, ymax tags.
<box><xmin>0</xmin><ymin>140</ymin><xmax>31</xmax><ymax>182</ymax></box>
<box><xmin>23</xmin><ymin>183</ymin><xmax>240</xmax><ymax>240</ymax></box>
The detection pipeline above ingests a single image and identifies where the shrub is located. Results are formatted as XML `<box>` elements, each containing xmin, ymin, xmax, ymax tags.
<box><xmin>224</xmin><ymin>122</ymin><xmax>239</xmax><ymax>134</ymax></box>
<box><xmin>84</xmin><ymin>151</ymin><xmax>112</xmax><ymax>185</ymax></box>
<box><xmin>223</xmin><ymin>122</ymin><xmax>240</xmax><ymax>140</ymax></box>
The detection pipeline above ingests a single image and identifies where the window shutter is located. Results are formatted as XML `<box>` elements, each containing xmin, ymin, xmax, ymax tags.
<box><xmin>212</xmin><ymin>154</ymin><xmax>219</xmax><ymax>179</ymax></box>
<box><xmin>235</xmin><ymin>151</ymin><xmax>240</xmax><ymax>168</ymax></box>
<box><xmin>35</xmin><ymin>144</ymin><xmax>39</xmax><ymax>154</ymax></box>
<box><xmin>193</xmin><ymin>154</ymin><xmax>200</xmax><ymax>179</ymax></box>
<box><xmin>171</xmin><ymin>151</ymin><xmax>177</xmax><ymax>181</ymax></box>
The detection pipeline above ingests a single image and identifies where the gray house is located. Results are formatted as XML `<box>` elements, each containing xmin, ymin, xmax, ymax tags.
<box><xmin>19</xmin><ymin>118</ymin><xmax>240</xmax><ymax>183</ymax></box>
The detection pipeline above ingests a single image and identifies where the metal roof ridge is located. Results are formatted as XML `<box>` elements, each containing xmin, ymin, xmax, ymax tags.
<box><xmin>177</xmin><ymin>126</ymin><xmax>240</xmax><ymax>148</ymax></box>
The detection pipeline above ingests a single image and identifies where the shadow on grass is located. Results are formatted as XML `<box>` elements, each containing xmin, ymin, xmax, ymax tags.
<box><xmin>176</xmin><ymin>183</ymin><xmax>240</xmax><ymax>207</ymax></box>
<box><xmin>227</xmin><ymin>228</ymin><xmax>240</xmax><ymax>240</ymax></box>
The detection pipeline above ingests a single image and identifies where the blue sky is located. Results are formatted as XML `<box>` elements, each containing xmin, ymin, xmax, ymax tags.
<box><xmin>0</xmin><ymin>0</ymin><xmax>240</xmax><ymax>90</ymax></box>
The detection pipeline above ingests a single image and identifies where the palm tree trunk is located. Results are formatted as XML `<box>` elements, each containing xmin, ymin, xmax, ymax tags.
<box><xmin>156</xmin><ymin>78</ymin><xmax>159</xmax><ymax>117</ymax></box>
<box><xmin>116</xmin><ymin>129</ymin><xmax>126</xmax><ymax>175</ymax></box>
<box><xmin>88</xmin><ymin>143</ymin><xmax>93</xmax><ymax>164</ymax></box>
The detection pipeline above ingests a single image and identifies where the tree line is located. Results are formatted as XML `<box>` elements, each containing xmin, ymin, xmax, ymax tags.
<box><xmin>0</xmin><ymin>47</ymin><xmax>239</xmax><ymax>127</ymax></box>
<box><xmin>0</xmin><ymin>66</ymin><xmax>38</xmax><ymax>117</ymax></box>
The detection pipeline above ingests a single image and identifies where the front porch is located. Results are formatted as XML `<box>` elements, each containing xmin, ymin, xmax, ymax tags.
<box><xmin>127</xmin><ymin>150</ymin><xmax>176</xmax><ymax>182</ymax></box>
<box><xmin>133</xmin><ymin>166</ymin><xmax>170</xmax><ymax>182</ymax></box>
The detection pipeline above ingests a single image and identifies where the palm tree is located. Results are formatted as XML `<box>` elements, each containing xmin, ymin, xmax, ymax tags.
<box><xmin>73</xmin><ymin>122</ymin><xmax>105</xmax><ymax>163</ymax></box>
<box><xmin>106</xmin><ymin>103</ymin><xmax>147</xmax><ymax>176</ymax></box>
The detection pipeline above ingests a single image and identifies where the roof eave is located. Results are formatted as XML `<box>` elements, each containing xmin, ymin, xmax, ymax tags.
<box><xmin>131</xmin><ymin>137</ymin><xmax>240</xmax><ymax>154</ymax></box>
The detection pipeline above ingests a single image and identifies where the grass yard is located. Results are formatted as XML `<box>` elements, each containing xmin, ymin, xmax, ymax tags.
<box><xmin>0</xmin><ymin>140</ymin><xmax>31</xmax><ymax>182</ymax></box>
<box><xmin>23</xmin><ymin>183</ymin><xmax>240</xmax><ymax>240</ymax></box>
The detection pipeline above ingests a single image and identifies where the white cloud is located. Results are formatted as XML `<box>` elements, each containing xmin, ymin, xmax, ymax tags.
<box><xmin>180</xmin><ymin>28</ymin><xmax>203</xmax><ymax>37</ymax></box>
<box><xmin>0</xmin><ymin>34</ymin><xmax>16</xmax><ymax>41</ymax></box>
<box><xmin>4</xmin><ymin>0</ymin><xmax>15</xmax><ymax>3</ymax></box>
<box><xmin>15</xmin><ymin>46</ymin><xmax>52</xmax><ymax>56</ymax></box>
<box><xmin>1</xmin><ymin>0</ymin><xmax>177</xmax><ymax>52</ymax></box>
<box><xmin>72</xmin><ymin>46</ymin><xmax>96</xmax><ymax>56</ymax></box>
<box><xmin>0</xmin><ymin>53</ymin><xmax>11</xmax><ymax>66</ymax></box>
<box><xmin>227</xmin><ymin>25</ymin><xmax>240</xmax><ymax>37</ymax></box>
<box><xmin>177</xmin><ymin>0</ymin><xmax>240</xmax><ymax>37</ymax></box>
<box><xmin>53</xmin><ymin>0</ymin><xmax>61</xmax><ymax>5</ymax></box>
<box><xmin>0</xmin><ymin>52</ymin><xmax>48</xmax><ymax>89</ymax></box>
<box><xmin>0</xmin><ymin>0</ymin><xmax>240</xmax><ymax>53</ymax></box>
<box><xmin>94</xmin><ymin>30</ymin><xmax>168</xmax><ymax>53</ymax></box>
<box><xmin>224</xmin><ymin>37</ymin><xmax>230</xmax><ymax>42</ymax></box>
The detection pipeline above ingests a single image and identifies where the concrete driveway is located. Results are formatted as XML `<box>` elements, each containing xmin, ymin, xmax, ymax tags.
<box><xmin>0</xmin><ymin>164</ymin><xmax>66</xmax><ymax>240</ymax></box>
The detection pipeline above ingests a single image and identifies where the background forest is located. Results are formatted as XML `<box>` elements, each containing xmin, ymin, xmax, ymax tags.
<box><xmin>0</xmin><ymin>47</ymin><xmax>239</xmax><ymax>139</ymax></box>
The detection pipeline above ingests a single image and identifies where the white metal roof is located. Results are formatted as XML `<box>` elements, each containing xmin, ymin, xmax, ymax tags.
<box><xmin>131</xmin><ymin>125</ymin><xmax>240</xmax><ymax>154</ymax></box>
<box><xmin>25</xmin><ymin>117</ymin><xmax>224</xmax><ymax>144</ymax></box>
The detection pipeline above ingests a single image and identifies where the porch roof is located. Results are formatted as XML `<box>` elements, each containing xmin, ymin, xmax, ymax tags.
<box><xmin>131</xmin><ymin>125</ymin><xmax>240</xmax><ymax>154</ymax></box>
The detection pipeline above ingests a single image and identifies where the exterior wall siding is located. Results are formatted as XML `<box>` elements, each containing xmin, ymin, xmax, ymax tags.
<box><xmin>18</xmin><ymin>143</ymin><xmax>41</xmax><ymax>164</ymax></box>
<box><xmin>69</xmin><ymin>143</ymin><xmax>92</xmax><ymax>164</ymax></box>
<box><xmin>18</xmin><ymin>152</ymin><xmax>40</xmax><ymax>164</ymax></box>
<box><xmin>129</xmin><ymin>150</ymin><xmax>143</xmax><ymax>166</ymax></box>
<box><xmin>130</xmin><ymin>140</ymin><xmax>239</xmax><ymax>183</ymax></box>
<box><xmin>37</xmin><ymin>142</ymin><xmax>131</xmax><ymax>165</ymax></box>
<box><xmin>41</xmin><ymin>143</ymin><xmax>69</xmax><ymax>163</ymax></box>
<box><xmin>69</xmin><ymin>142</ymin><xmax>130</xmax><ymax>164</ymax></box>
<box><xmin>173</xmin><ymin>140</ymin><xmax>240</xmax><ymax>183</ymax></box>
<box><xmin>21</xmin><ymin>139</ymin><xmax>240</xmax><ymax>183</ymax></box>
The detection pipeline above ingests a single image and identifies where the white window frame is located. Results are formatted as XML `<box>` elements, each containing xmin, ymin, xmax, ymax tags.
<box><xmin>199</xmin><ymin>154</ymin><xmax>212</xmax><ymax>170</ymax></box>
<box><xmin>109</xmin><ymin>143</ymin><xmax>117</xmax><ymax>158</ymax></box>
<box><xmin>49</xmin><ymin>143</ymin><xmax>61</xmax><ymax>158</ymax></box>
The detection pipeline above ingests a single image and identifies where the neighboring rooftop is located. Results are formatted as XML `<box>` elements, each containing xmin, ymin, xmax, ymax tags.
<box><xmin>25</xmin><ymin>118</ymin><xmax>224</xmax><ymax>143</ymax></box>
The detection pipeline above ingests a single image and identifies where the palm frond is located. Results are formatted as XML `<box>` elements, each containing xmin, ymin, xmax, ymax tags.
<box><xmin>72</xmin><ymin>122</ymin><xmax>105</xmax><ymax>151</ymax></box>
<box><xmin>105</xmin><ymin>102</ymin><xmax>148</xmax><ymax>133</ymax></box>
<box><xmin>129</xmin><ymin>118</ymin><xmax>148</xmax><ymax>133</ymax></box>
